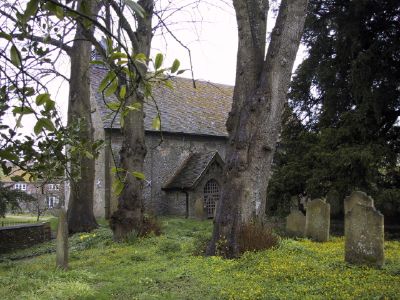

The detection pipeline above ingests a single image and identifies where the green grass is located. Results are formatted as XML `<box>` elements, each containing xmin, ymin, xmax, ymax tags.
<box><xmin>1</xmin><ymin>214</ymin><xmax>58</xmax><ymax>230</ymax></box>
<box><xmin>1</xmin><ymin>214</ymin><xmax>107</xmax><ymax>232</ymax></box>
<box><xmin>0</xmin><ymin>217</ymin><xmax>399</xmax><ymax>299</ymax></box>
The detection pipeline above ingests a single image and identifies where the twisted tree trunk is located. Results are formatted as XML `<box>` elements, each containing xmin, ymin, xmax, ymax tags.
<box><xmin>110</xmin><ymin>0</ymin><xmax>154</xmax><ymax>240</ymax></box>
<box><xmin>208</xmin><ymin>0</ymin><xmax>308</xmax><ymax>257</ymax></box>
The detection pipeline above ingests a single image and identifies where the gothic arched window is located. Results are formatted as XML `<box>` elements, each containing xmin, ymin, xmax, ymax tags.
<box><xmin>204</xmin><ymin>179</ymin><xmax>220</xmax><ymax>218</ymax></box>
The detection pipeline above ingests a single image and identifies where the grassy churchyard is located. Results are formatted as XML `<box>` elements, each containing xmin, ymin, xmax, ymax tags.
<box><xmin>0</xmin><ymin>217</ymin><xmax>399</xmax><ymax>299</ymax></box>
<box><xmin>0</xmin><ymin>214</ymin><xmax>58</xmax><ymax>230</ymax></box>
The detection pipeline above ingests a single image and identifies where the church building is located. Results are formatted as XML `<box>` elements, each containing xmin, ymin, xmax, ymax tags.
<box><xmin>90</xmin><ymin>66</ymin><xmax>233</xmax><ymax>219</ymax></box>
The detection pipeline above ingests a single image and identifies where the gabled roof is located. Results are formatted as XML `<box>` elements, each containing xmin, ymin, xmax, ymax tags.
<box><xmin>91</xmin><ymin>67</ymin><xmax>233</xmax><ymax>137</ymax></box>
<box><xmin>0</xmin><ymin>168</ymin><xmax>31</xmax><ymax>182</ymax></box>
<box><xmin>162</xmin><ymin>151</ymin><xmax>224</xmax><ymax>191</ymax></box>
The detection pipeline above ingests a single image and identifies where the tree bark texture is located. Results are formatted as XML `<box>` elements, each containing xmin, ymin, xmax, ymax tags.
<box><xmin>110</xmin><ymin>0</ymin><xmax>154</xmax><ymax>240</ymax></box>
<box><xmin>208</xmin><ymin>0</ymin><xmax>308</xmax><ymax>257</ymax></box>
<box><xmin>67</xmin><ymin>0</ymin><xmax>98</xmax><ymax>233</ymax></box>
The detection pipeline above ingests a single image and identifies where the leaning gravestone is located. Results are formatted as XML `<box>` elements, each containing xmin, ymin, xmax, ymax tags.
<box><xmin>344</xmin><ymin>191</ymin><xmax>374</xmax><ymax>215</ymax></box>
<box><xmin>286</xmin><ymin>210</ymin><xmax>306</xmax><ymax>237</ymax></box>
<box><xmin>56</xmin><ymin>209</ymin><xmax>68</xmax><ymax>270</ymax></box>
<box><xmin>345</xmin><ymin>202</ymin><xmax>384</xmax><ymax>267</ymax></box>
<box><xmin>305</xmin><ymin>199</ymin><xmax>330</xmax><ymax>242</ymax></box>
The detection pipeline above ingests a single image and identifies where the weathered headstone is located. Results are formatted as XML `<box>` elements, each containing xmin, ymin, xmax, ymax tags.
<box><xmin>345</xmin><ymin>203</ymin><xmax>384</xmax><ymax>267</ymax></box>
<box><xmin>286</xmin><ymin>210</ymin><xmax>306</xmax><ymax>237</ymax></box>
<box><xmin>305</xmin><ymin>199</ymin><xmax>330</xmax><ymax>242</ymax></box>
<box><xmin>56</xmin><ymin>209</ymin><xmax>68</xmax><ymax>270</ymax></box>
<box><xmin>344</xmin><ymin>191</ymin><xmax>374</xmax><ymax>215</ymax></box>
<box><xmin>326</xmin><ymin>189</ymin><xmax>341</xmax><ymax>216</ymax></box>
<box><xmin>194</xmin><ymin>198</ymin><xmax>205</xmax><ymax>220</ymax></box>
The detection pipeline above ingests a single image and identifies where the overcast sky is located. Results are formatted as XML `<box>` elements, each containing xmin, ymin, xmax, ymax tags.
<box><xmin>152</xmin><ymin>1</ymin><xmax>238</xmax><ymax>85</ymax></box>
<box><xmin>4</xmin><ymin>0</ymin><xmax>307</xmax><ymax>130</ymax></box>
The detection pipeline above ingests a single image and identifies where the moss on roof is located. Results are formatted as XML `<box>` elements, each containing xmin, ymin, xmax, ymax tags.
<box><xmin>91</xmin><ymin>67</ymin><xmax>233</xmax><ymax>137</ymax></box>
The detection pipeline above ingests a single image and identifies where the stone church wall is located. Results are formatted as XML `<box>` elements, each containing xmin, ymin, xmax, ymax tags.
<box><xmin>166</xmin><ymin>191</ymin><xmax>188</xmax><ymax>216</ymax></box>
<box><xmin>101</xmin><ymin>130</ymin><xmax>227</xmax><ymax>218</ymax></box>
<box><xmin>188</xmin><ymin>163</ymin><xmax>223</xmax><ymax>219</ymax></box>
<box><xmin>164</xmin><ymin>162</ymin><xmax>223</xmax><ymax>219</ymax></box>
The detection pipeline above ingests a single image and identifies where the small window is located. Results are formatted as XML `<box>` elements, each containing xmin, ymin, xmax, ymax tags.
<box><xmin>48</xmin><ymin>184</ymin><xmax>60</xmax><ymax>191</ymax></box>
<box><xmin>14</xmin><ymin>183</ymin><xmax>27</xmax><ymax>191</ymax></box>
<box><xmin>47</xmin><ymin>196</ymin><xmax>59</xmax><ymax>208</ymax></box>
<box><xmin>204</xmin><ymin>179</ymin><xmax>220</xmax><ymax>219</ymax></box>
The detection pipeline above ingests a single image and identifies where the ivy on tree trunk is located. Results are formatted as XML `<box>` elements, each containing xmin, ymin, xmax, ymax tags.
<box><xmin>109</xmin><ymin>0</ymin><xmax>154</xmax><ymax>240</ymax></box>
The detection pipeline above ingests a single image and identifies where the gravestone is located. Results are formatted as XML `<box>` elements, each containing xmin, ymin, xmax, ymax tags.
<box><xmin>305</xmin><ymin>199</ymin><xmax>330</xmax><ymax>242</ymax></box>
<box><xmin>56</xmin><ymin>209</ymin><xmax>68</xmax><ymax>270</ymax></box>
<box><xmin>326</xmin><ymin>189</ymin><xmax>341</xmax><ymax>216</ymax></box>
<box><xmin>344</xmin><ymin>191</ymin><xmax>374</xmax><ymax>215</ymax></box>
<box><xmin>286</xmin><ymin>210</ymin><xmax>306</xmax><ymax>237</ymax></box>
<box><xmin>194</xmin><ymin>198</ymin><xmax>205</xmax><ymax>220</ymax></box>
<box><xmin>345</xmin><ymin>203</ymin><xmax>384</xmax><ymax>267</ymax></box>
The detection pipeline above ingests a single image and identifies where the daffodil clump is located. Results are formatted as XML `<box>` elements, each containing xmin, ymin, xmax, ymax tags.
<box><xmin>0</xmin><ymin>217</ymin><xmax>399</xmax><ymax>299</ymax></box>
<box><xmin>79</xmin><ymin>233</ymin><xmax>96</xmax><ymax>241</ymax></box>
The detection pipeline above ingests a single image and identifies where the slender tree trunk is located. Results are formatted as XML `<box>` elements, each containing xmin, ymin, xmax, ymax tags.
<box><xmin>67</xmin><ymin>0</ymin><xmax>98</xmax><ymax>233</ymax></box>
<box><xmin>208</xmin><ymin>0</ymin><xmax>308</xmax><ymax>257</ymax></box>
<box><xmin>110</xmin><ymin>0</ymin><xmax>154</xmax><ymax>240</ymax></box>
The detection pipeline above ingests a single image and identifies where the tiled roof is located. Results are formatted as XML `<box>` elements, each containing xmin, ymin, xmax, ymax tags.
<box><xmin>0</xmin><ymin>168</ymin><xmax>31</xmax><ymax>182</ymax></box>
<box><xmin>91</xmin><ymin>66</ymin><xmax>233</xmax><ymax>137</ymax></box>
<box><xmin>162</xmin><ymin>151</ymin><xmax>224</xmax><ymax>190</ymax></box>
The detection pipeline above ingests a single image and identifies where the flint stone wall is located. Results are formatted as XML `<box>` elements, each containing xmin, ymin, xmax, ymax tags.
<box><xmin>0</xmin><ymin>223</ymin><xmax>51</xmax><ymax>253</ymax></box>
<box><xmin>345</xmin><ymin>203</ymin><xmax>384</xmax><ymax>267</ymax></box>
<box><xmin>305</xmin><ymin>199</ymin><xmax>330</xmax><ymax>242</ymax></box>
<box><xmin>104</xmin><ymin>132</ymin><xmax>227</xmax><ymax>218</ymax></box>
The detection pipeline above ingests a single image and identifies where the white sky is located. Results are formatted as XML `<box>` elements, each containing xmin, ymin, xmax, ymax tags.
<box><xmin>152</xmin><ymin>1</ymin><xmax>238</xmax><ymax>85</ymax></box>
<box><xmin>3</xmin><ymin>1</ymin><xmax>307</xmax><ymax>130</ymax></box>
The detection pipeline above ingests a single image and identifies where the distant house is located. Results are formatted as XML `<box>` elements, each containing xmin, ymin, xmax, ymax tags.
<box><xmin>88</xmin><ymin>65</ymin><xmax>233</xmax><ymax>219</ymax></box>
<box><xmin>1</xmin><ymin>168</ymin><xmax>65</xmax><ymax>212</ymax></box>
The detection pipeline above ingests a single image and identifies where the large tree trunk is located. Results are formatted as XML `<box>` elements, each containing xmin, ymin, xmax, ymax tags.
<box><xmin>67</xmin><ymin>0</ymin><xmax>98</xmax><ymax>233</ymax></box>
<box><xmin>110</xmin><ymin>0</ymin><xmax>154</xmax><ymax>240</ymax></box>
<box><xmin>208</xmin><ymin>0</ymin><xmax>308</xmax><ymax>257</ymax></box>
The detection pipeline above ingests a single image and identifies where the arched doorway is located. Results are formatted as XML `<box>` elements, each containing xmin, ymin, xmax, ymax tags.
<box><xmin>204</xmin><ymin>179</ymin><xmax>220</xmax><ymax>218</ymax></box>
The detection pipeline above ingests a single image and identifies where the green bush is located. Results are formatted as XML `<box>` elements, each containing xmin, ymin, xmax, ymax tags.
<box><xmin>72</xmin><ymin>227</ymin><xmax>113</xmax><ymax>250</ymax></box>
<box><xmin>123</xmin><ymin>230</ymin><xmax>139</xmax><ymax>244</ymax></box>
<box><xmin>140</xmin><ymin>214</ymin><xmax>162</xmax><ymax>236</ymax></box>
<box><xmin>191</xmin><ymin>231</ymin><xmax>212</xmax><ymax>256</ymax></box>
<box><xmin>237</xmin><ymin>222</ymin><xmax>280</xmax><ymax>254</ymax></box>
<box><xmin>375</xmin><ymin>189</ymin><xmax>400</xmax><ymax>222</ymax></box>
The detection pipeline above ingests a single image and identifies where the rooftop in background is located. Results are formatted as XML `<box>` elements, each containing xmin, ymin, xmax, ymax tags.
<box><xmin>1</xmin><ymin>168</ymin><xmax>31</xmax><ymax>183</ymax></box>
<box><xmin>91</xmin><ymin>67</ymin><xmax>233</xmax><ymax>137</ymax></box>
